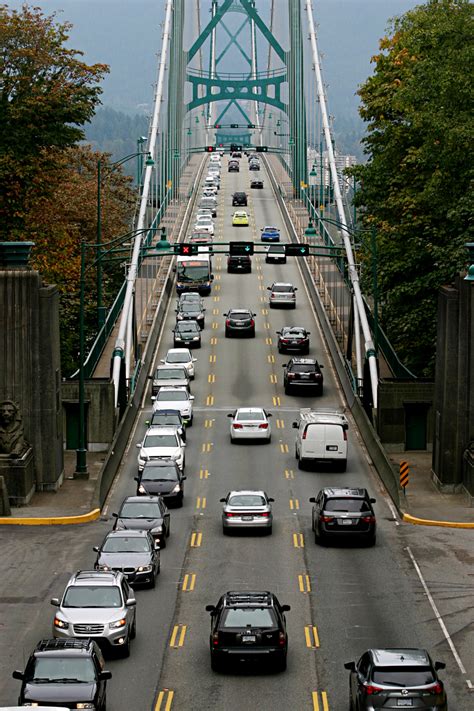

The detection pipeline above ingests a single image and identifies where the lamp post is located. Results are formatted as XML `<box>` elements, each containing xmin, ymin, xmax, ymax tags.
<box><xmin>75</xmin><ymin>226</ymin><xmax>171</xmax><ymax>477</ymax></box>
<box><xmin>96</xmin><ymin>150</ymin><xmax>155</xmax><ymax>328</ymax></box>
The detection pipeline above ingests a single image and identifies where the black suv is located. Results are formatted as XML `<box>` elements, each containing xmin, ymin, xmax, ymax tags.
<box><xmin>282</xmin><ymin>357</ymin><xmax>324</xmax><ymax>395</ymax></box>
<box><xmin>13</xmin><ymin>638</ymin><xmax>111</xmax><ymax>709</ymax></box>
<box><xmin>344</xmin><ymin>648</ymin><xmax>447</xmax><ymax>710</ymax></box>
<box><xmin>205</xmin><ymin>591</ymin><xmax>290</xmax><ymax>672</ymax></box>
<box><xmin>232</xmin><ymin>191</ymin><xmax>248</xmax><ymax>206</ymax></box>
<box><xmin>227</xmin><ymin>254</ymin><xmax>252</xmax><ymax>273</ymax></box>
<box><xmin>135</xmin><ymin>459</ymin><xmax>186</xmax><ymax>505</ymax></box>
<box><xmin>310</xmin><ymin>487</ymin><xmax>376</xmax><ymax>545</ymax></box>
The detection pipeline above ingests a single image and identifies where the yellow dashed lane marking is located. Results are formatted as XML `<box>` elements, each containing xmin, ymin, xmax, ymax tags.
<box><xmin>199</xmin><ymin>469</ymin><xmax>209</xmax><ymax>479</ymax></box>
<box><xmin>289</xmin><ymin>498</ymin><xmax>300</xmax><ymax>510</ymax></box>
<box><xmin>212</xmin><ymin>321</ymin><xmax>219</xmax><ymax>329</ymax></box>
<box><xmin>213</xmin><ymin>296</ymin><xmax>220</xmax><ymax>302</ymax></box>
<box><xmin>293</xmin><ymin>533</ymin><xmax>304</xmax><ymax>548</ymax></box>
<box><xmin>267</xmin><ymin>354</ymin><xmax>275</xmax><ymax>364</ymax></box>
<box><xmin>214</xmin><ymin>274</ymin><xmax>221</xmax><ymax>280</ymax></box>
<box><xmin>201</xmin><ymin>442</ymin><xmax>213</xmax><ymax>452</ymax></box>
<box><xmin>208</xmin><ymin>373</ymin><xmax>215</xmax><ymax>383</ymax></box>
<box><xmin>212</xmin><ymin>308</ymin><xmax>219</xmax><ymax>315</ymax></box>
<box><xmin>259</xmin><ymin>284</ymin><xmax>264</xmax><ymax>291</ymax></box>
<box><xmin>190</xmin><ymin>531</ymin><xmax>202</xmax><ymax>547</ymax></box>
<box><xmin>270</xmin><ymin>374</ymin><xmax>277</xmax><ymax>384</ymax></box>
<box><xmin>170</xmin><ymin>624</ymin><xmax>187</xmax><ymax>648</ymax></box>
<box><xmin>280</xmin><ymin>443</ymin><xmax>289</xmax><ymax>453</ymax></box>
<box><xmin>265</xmin><ymin>337</ymin><xmax>273</xmax><ymax>345</ymax></box>
<box><xmin>312</xmin><ymin>691</ymin><xmax>329</xmax><ymax>711</ymax></box>
<box><xmin>276</xmin><ymin>419</ymin><xmax>284</xmax><ymax>428</ymax></box>
<box><xmin>214</xmin><ymin>284</ymin><xmax>221</xmax><ymax>291</ymax></box>
<box><xmin>182</xmin><ymin>574</ymin><xmax>196</xmax><ymax>592</ymax></box>
<box><xmin>155</xmin><ymin>689</ymin><xmax>174</xmax><ymax>711</ymax></box>
<box><xmin>257</xmin><ymin>274</ymin><xmax>263</xmax><ymax>281</ymax></box>
<box><xmin>305</xmin><ymin>625</ymin><xmax>320</xmax><ymax>648</ymax></box>
<box><xmin>261</xmin><ymin>308</ymin><xmax>268</xmax><ymax>315</ymax></box>
<box><xmin>260</xmin><ymin>296</ymin><xmax>265</xmax><ymax>302</ymax></box>
<box><xmin>272</xmin><ymin>396</ymin><xmax>281</xmax><ymax>406</ymax></box>
<box><xmin>209</xmin><ymin>354</ymin><xmax>216</xmax><ymax>363</ymax></box>
<box><xmin>285</xmin><ymin>469</ymin><xmax>295</xmax><ymax>479</ymax></box>
<box><xmin>204</xmin><ymin>419</ymin><xmax>213</xmax><ymax>428</ymax></box>
<box><xmin>265</xmin><ymin>322</ymin><xmax>270</xmax><ymax>330</ymax></box>
<box><xmin>298</xmin><ymin>574</ymin><xmax>311</xmax><ymax>593</ymax></box>
<box><xmin>210</xmin><ymin>337</ymin><xmax>218</xmax><ymax>345</ymax></box>
<box><xmin>196</xmin><ymin>496</ymin><xmax>207</xmax><ymax>509</ymax></box>
<box><xmin>206</xmin><ymin>395</ymin><xmax>214</xmax><ymax>406</ymax></box>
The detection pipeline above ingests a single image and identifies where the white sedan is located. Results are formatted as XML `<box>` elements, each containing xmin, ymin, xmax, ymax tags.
<box><xmin>161</xmin><ymin>348</ymin><xmax>197</xmax><ymax>379</ymax></box>
<box><xmin>194</xmin><ymin>216</ymin><xmax>214</xmax><ymax>236</ymax></box>
<box><xmin>153</xmin><ymin>386</ymin><xmax>195</xmax><ymax>425</ymax></box>
<box><xmin>227</xmin><ymin>407</ymin><xmax>272</xmax><ymax>443</ymax></box>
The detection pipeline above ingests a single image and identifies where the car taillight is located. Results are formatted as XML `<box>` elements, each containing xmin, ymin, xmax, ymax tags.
<box><xmin>278</xmin><ymin>631</ymin><xmax>286</xmax><ymax>647</ymax></box>
<box><xmin>427</xmin><ymin>682</ymin><xmax>443</xmax><ymax>694</ymax></box>
<box><xmin>233</xmin><ymin>423</ymin><xmax>243</xmax><ymax>429</ymax></box>
<box><xmin>281</xmin><ymin>339</ymin><xmax>290</xmax><ymax>344</ymax></box>
<box><xmin>225</xmin><ymin>512</ymin><xmax>235</xmax><ymax>517</ymax></box>
<box><xmin>320</xmin><ymin>515</ymin><xmax>334</xmax><ymax>523</ymax></box>
<box><xmin>212</xmin><ymin>633</ymin><xmax>219</xmax><ymax>647</ymax></box>
<box><xmin>362</xmin><ymin>515</ymin><xmax>376</xmax><ymax>523</ymax></box>
<box><xmin>259</xmin><ymin>512</ymin><xmax>270</xmax><ymax>517</ymax></box>
<box><xmin>363</xmin><ymin>683</ymin><xmax>383</xmax><ymax>695</ymax></box>
<box><xmin>287</xmin><ymin>373</ymin><xmax>295</xmax><ymax>380</ymax></box>
<box><xmin>302</xmin><ymin>428</ymin><xmax>307</xmax><ymax>440</ymax></box>
<box><xmin>250</xmin><ymin>319</ymin><xmax>255</xmax><ymax>327</ymax></box>
<box><xmin>343</xmin><ymin>430</ymin><xmax>348</xmax><ymax>441</ymax></box>
<box><xmin>226</xmin><ymin>319</ymin><xmax>230</xmax><ymax>326</ymax></box>
<box><xmin>259</xmin><ymin>423</ymin><xmax>268</xmax><ymax>429</ymax></box>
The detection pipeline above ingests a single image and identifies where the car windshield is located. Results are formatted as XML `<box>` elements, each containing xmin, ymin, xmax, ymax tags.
<box><xmin>119</xmin><ymin>502</ymin><xmax>162</xmax><ymax>518</ymax></box>
<box><xmin>142</xmin><ymin>466</ymin><xmax>178</xmax><ymax>481</ymax></box>
<box><xmin>151</xmin><ymin>414</ymin><xmax>181</xmax><ymax>426</ymax></box>
<box><xmin>270</xmin><ymin>246</ymin><xmax>285</xmax><ymax>253</ymax></box>
<box><xmin>177</xmin><ymin>322</ymin><xmax>199</xmax><ymax>332</ymax></box>
<box><xmin>166</xmin><ymin>351</ymin><xmax>191</xmax><ymax>363</ymax></box>
<box><xmin>372</xmin><ymin>667</ymin><xmax>435</xmax><ymax>686</ymax></box>
<box><xmin>102</xmin><ymin>536</ymin><xmax>150</xmax><ymax>553</ymax></box>
<box><xmin>284</xmin><ymin>329</ymin><xmax>305</xmax><ymax>336</ymax></box>
<box><xmin>156</xmin><ymin>391</ymin><xmax>188</xmax><ymax>402</ymax></box>
<box><xmin>236</xmin><ymin>410</ymin><xmax>265</xmax><ymax>421</ymax></box>
<box><xmin>180</xmin><ymin>304</ymin><xmax>200</xmax><ymax>313</ymax></box>
<box><xmin>222</xmin><ymin>608</ymin><xmax>274</xmax><ymax>628</ymax></box>
<box><xmin>272</xmin><ymin>284</ymin><xmax>292</xmax><ymax>292</ymax></box>
<box><xmin>290</xmin><ymin>363</ymin><xmax>317</xmax><ymax>373</ymax></box>
<box><xmin>157</xmin><ymin>368</ymin><xmax>186</xmax><ymax>379</ymax></box>
<box><xmin>230</xmin><ymin>311</ymin><xmax>250</xmax><ymax>318</ymax></box>
<box><xmin>228</xmin><ymin>494</ymin><xmax>266</xmax><ymax>506</ymax></box>
<box><xmin>143</xmin><ymin>434</ymin><xmax>178</xmax><ymax>448</ymax></box>
<box><xmin>325</xmin><ymin>498</ymin><xmax>371</xmax><ymax>513</ymax></box>
<box><xmin>264</xmin><ymin>227</ymin><xmax>278</xmax><ymax>233</ymax></box>
<box><xmin>62</xmin><ymin>585</ymin><xmax>122</xmax><ymax>609</ymax></box>
<box><xmin>32</xmin><ymin>657</ymin><xmax>96</xmax><ymax>683</ymax></box>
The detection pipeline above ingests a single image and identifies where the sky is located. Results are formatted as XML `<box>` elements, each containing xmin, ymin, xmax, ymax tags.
<box><xmin>7</xmin><ymin>1</ymin><xmax>420</xmax><ymax>116</ymax></box>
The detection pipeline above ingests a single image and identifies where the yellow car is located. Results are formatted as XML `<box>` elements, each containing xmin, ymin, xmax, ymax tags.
<box><xmin>232</xmin><ymin>210</ymin><xmax>250</xmax><ymax>227</ymax></box>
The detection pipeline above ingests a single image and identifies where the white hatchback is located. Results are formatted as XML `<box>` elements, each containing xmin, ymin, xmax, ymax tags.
<box><xmin>227</xmin><ymin>407</ymin><xmax>272</xmax><ymax>443</ymax></box>
<box><xmin>194</xmin><ymin>216</ymin><xmax>214</xmax><ymax>236</ymax></box>
<box><xmin>153</xmin><ymin>386</ymin><xmax>195</xmax><ymax>425</ymax></box>
<box><xmin>161</xmin><ymin>348</ymin><xmax>197</xmax><ymax>379</ymax></box>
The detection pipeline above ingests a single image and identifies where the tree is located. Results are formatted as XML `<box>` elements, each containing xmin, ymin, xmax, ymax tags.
<box><xmin>349</xmin><ymin>0</ymin><xmax>474</xmax><ymax>376</ymax></box>
<box><xmin>0</xmin><ymin>3</ymin><xmax>108</xmax><ymax>238</ymax></box>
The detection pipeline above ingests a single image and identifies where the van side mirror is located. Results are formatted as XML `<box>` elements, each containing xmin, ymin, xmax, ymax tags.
<box><xmin>344</xmin><ymin>662</ymin><xmax>356</xmax><ymax>672</ymax></box>
<box><xmin>93</xmin><ymin>546</ymin><xmax>100</xmax><ymax>552</ymax></box>
<box><xmin>292</xmin><ymin>422</ymin><xmax>298</xmax><ymax>428</ymax></box>
<box><xmin>434</xmin><ymin>661</ymin><xmax>446</xmax><ymax>670</ymax></box>
<box><xmin>205</xmin><ymin>605</ymin><xmax>216</xmax><ymax>613</ymax></box>
<box><xmin>100</xmin><ymin>670</ymin><xmax>112</xmax><ymax>681</ymax></box>
<box><xmin>309</xmin><ymin>497</ymin><xmax>316</xmax><ymax>503</ymax></box>
<box><xmin>370</xmin><ymin>498</ymin><xmax>376</xmax><ymax>504</ymax></box>
<box><xmin>50</xmin><ymin>597</ymin><xmax>60</xmax><ymax>606</ymax></box>
<box><xmin>281</xmin><ymin>604</ymin><xmax>291</xmax><ymax>612</ymax></box>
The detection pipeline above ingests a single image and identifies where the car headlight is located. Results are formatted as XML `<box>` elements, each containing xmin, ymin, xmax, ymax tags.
<box><xmin>193</xmin><ymin>336</ymin><xmax>199</xmax><ymax>340</ymax></box>
<box><xmin>109</xmin><ymin>618</ymin><xmax>127</xmax><ymax>629</ymax></box>
<box><xmin>53</xmin><ymin>617</ymin><xmax>69</xmax><ymax>629</ymax></box>
<box><xmin>137</xmin><ymin>565</ymin><xmax>153</xmax><ymax>572</ymax></box>
<box><xmin>171</xmin><ymin>484</ymin><xmax>181</xmax><ymax>494</ymax></box>
<box><xmin>96</xmin><ymin>564</ymin><xmax>110</xmax><ymax>571</ymax></box>
<box><xmin>151</xmin><ymin>525</ymin><xmax>163</xmax><ymax>534</ymax></box>
<box><xmin>76</xmin><ymin>704</ymin><xmax>96</xmax><ymax>709</ymax></box>
<box><xmin>140</xmin><ymin>452</ymin><xmax>149</xmax><ymax>461</ymax></box>
<box><xmin>138</xmin><ymin>484</ymin><xmax>147</xmax><ymax>494</ymax></box>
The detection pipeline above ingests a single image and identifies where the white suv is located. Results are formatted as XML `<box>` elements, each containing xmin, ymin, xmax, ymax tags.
<box><xmin>136</xmin><ymin>426</ymin><xmax>186</xmax><ymax>471</ymax></box>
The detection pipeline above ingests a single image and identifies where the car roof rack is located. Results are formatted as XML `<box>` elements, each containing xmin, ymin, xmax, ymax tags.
<box><xmin>225</xmin><ymin>591</ymin><xmax>273</xmax><ymax>607</ymax></box>
<box><xmin>36</xmin><ymin>638</ymin><xmax>90</xmax><ymax>652</ymax></box>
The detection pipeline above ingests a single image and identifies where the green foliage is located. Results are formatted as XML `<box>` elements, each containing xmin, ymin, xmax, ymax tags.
<box><xmin>0</xmin><ymin>3</ymin><xmax>108</xmax><ymax>237</ymax></box>
<box><xmin>349</xmin><ymin>0</ymin><xmax>474</xmax><ymax>376</ymax></box>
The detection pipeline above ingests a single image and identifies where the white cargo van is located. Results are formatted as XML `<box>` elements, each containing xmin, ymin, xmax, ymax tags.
<box><xmin>292</xmin><ymin>408</ymin><xmax>348</xmax><ymax>471</ymax></box>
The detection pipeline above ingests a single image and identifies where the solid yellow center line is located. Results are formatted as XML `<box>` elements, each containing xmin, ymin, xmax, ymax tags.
<box><xmin>155</xmin><ymin>689</ymin><xmax>174</xmax><ymax>711</ymax></box>
<box><xmin>182</xmin><ymin>574</ymin><xmax>196</xmax><ymax>592</ymax></box>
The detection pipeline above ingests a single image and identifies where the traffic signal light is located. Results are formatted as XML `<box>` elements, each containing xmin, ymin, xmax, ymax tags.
<box><xmin>230</xmin><ymin>123</ymin><xmax>239</xmax><ymax>128</ymax></box>
<box><xmin>285</xmin><ymin>243</ymin><xmax>310</xmax><ymax>257</ymax></box>
<box><xmin>229</xmin><ymin>241</ymin><xmax>254</xmax><ymax>256</ymax></box>
<box><xmin>175</xmin><ymin>243</ymin><xmax>199</xmax><ymax>255</ymax></box>
<box><xmin>247</xmin><ymin>123</ymin><xmax>255</xmax><ymax>129</ymax></box>
<box><xmin>256</xmin><ymin>146</ymin><xmax>268</xmax><ymax>152</ymax></box>
<box><xmin>204</xmin><ymin>146</ymin><xmax>215</xmax><ymax>152</ymax></box>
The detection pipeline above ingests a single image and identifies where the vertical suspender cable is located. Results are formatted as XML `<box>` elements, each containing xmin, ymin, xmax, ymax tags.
<box><xmin>305</xmin><ymin>0</ymin><xmax>378</xmax><ymax>410</ymax></box>
<box><xmin>112</xmin><ymin>0</ymin><xmax>174</xmax><ymax>406</ymax></box>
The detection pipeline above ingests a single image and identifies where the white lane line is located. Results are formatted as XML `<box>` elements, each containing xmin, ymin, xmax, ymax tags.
<box><xmin>406</xmin><ymin>546</ymin><xmax>468</xmax><ymax>679</ymax></box>
<box><xmin>386</xmin><ymin>498</ymin><xmax>400</xmax><ymax>526</ymax></box>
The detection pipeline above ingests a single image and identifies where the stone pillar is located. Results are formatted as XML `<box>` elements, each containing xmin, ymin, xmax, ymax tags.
<box><xmin>0</xmin><ymin>242</ymin><xmax>64</xmax><ymax>499</ymax></box>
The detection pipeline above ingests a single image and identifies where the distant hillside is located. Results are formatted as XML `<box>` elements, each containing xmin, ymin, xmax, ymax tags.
<box><xmin>84</xmin><ymin>107</ymin><xmax>149</xmax><ymax>178</ymax></box>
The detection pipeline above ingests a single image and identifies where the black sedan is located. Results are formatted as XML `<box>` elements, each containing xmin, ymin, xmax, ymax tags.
<box><xmin>250</xmin><ymin>179</ymin><xmax>263</xmax><ymax>189</ymax></box>
<box><xmin>112</xmin><ymin>495</ymin><xmax>171</xmax><ymax>548</ymax></box>
<box><xmin>173</xmin><ymin>319</ymin><xmax>201</xmax><ymax>348</ymax></box>
<box><xmin>277</xmin><ymin>326</ymin><xmax>310</xmax><ymax>354</ymax></box>
<box><xmin>135</xmin><ymin>460</ymin><xmax>186</xmax><ymax>506</ymax></box>
<box><xmin>224</xmin><ymin>308</ymin><xmax>256</xmax><ymax>337</ymax></box>
<box><xmin>176</xmin><ymin>301</ymin><xmax>206</xmax><ymax>328</ymax></box>
<box><xmin>93</xmin><ymin>530</ymin><xmax>160</xmax><ymax>587</ymax></box>
<box><xmin>309</xmin><ymin>487</ymin><xmax>377</xmax><ymax>546</ymax></box>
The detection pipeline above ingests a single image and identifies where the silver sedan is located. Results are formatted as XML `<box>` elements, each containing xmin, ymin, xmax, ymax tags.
<box><xmin>227</xmin><ymin>407</ymin><xmax>272</xmax><ymax>442</ymax></box>
<box><xmin>220</xmin><ymin>490</ymin><xmax>274</xmax><ymax>534</ymax></box>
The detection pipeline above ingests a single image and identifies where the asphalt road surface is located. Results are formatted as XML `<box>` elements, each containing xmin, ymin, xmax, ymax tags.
<box><xmin>0</xmin><ymin>156</ymin><xmax>472</xmax><ymax>711</ymax></box>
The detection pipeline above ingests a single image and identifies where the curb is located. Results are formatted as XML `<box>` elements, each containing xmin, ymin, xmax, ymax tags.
<box><xmin>0</xmin><ymin>508</ymin><xmax>101</xmax><ymax>526</ymax></box>
<box><xmin>402</xmin><ymin>512</ymin><xmax>474</xmax><ymax>529</ymax></box>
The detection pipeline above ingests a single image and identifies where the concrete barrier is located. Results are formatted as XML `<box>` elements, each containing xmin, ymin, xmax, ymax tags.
<box><xmin>0</xmin><ymin>476</ymin><xmax>11</xmax><ymax>516</ymax></box>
